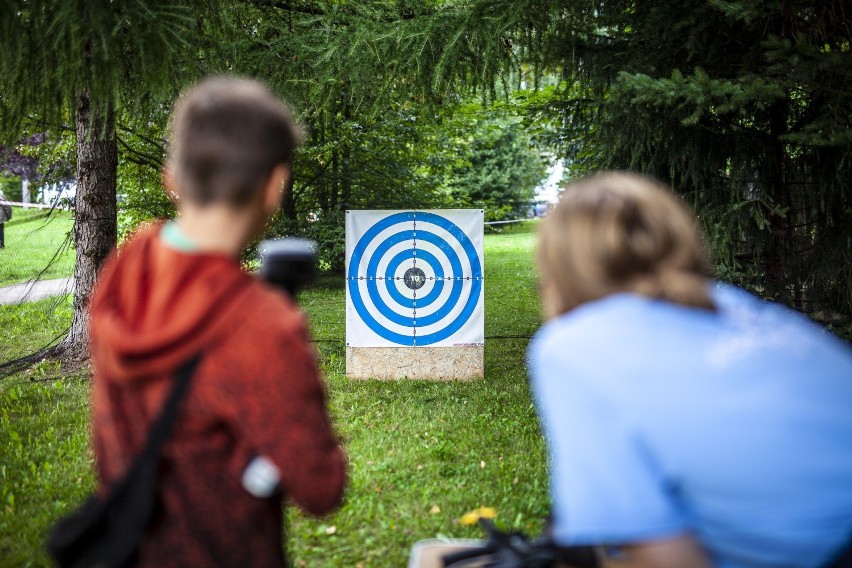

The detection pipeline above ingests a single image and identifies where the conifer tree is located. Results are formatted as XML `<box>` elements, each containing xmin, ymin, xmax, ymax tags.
<box><xmin>552</xmin><ymin>0</ymin><xmax>852</xmax><ymax>324</ymax></box>
<box><xmin>0</xmin><ymin>1</ymin><xmax>217</xmax><ymax>360</ymax></box>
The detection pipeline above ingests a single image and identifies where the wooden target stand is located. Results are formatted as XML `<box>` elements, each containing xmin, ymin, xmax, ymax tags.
<box><xmin>345</xmin><ymin>210</ymin><xmax>484</xmax><ymax>380</ymax></box>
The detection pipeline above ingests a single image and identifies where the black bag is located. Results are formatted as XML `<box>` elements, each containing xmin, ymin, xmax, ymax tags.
<box><xmin>46</xmin><ymin>356</ymin><xmax>201</xmax><ymax>568</ymax></box>
<box><xmin>442</xmin><ymin>519</ymin><xmax>599</xmax><ymax>568</ymax></box>
<box><xmin>444</xmin><ymin>519</ymin><xmax>852</xmax><ymax>568</ymax></box>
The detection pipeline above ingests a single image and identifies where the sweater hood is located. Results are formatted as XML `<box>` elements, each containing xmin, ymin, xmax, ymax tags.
<box><xmin>90</xmin><ymin>223</ymin><xmax>254</xmax><ymax>381</ymax></box>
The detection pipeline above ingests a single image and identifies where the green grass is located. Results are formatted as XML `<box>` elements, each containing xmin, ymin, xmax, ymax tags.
<box><xmin>0</xmin><ymin>296</ymin><xmax>91</xmax><ymax>567</ymax></box>
<box><xmin>0</xmin><ymin>220</ymin><xmax>548</xmax><ymax>567</ymax></box>
<box><xmin>0</xmin><ymin>207</ymin><xmax>75</xmax><ymax>287</ymax></box>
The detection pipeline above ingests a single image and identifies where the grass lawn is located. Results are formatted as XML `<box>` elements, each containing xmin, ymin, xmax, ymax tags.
<box><xmin>0</xmin><ymin>220</ymin><xmax>549</xmax><ymax>567</ymax></box>
<box><xmin>0</xmin><ymin>207</ymin><xmax>75</xmax><ymax>287</ymax></box>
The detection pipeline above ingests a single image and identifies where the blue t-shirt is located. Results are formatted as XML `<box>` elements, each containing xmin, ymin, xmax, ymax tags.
<box><xmin>528</xmin><ymin>284</ymin><xmax>852</xmax><ymax>567</ymax></box>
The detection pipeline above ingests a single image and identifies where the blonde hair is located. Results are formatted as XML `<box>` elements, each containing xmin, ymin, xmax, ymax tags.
<box><xmin>537</xmin><ymin>171</ymin><xmax>715</xmax><ymax>317</ymax></box>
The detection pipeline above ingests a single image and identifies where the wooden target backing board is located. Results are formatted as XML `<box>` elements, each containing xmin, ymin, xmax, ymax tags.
<box><xmin>345</xmin><ymin>210</ymin><xmax>484</xmax><ymax>380</ymax></box>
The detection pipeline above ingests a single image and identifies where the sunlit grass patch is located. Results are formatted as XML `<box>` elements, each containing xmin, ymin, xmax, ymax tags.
<box><xmin>0</xmin><ymin>207</ymin><xmax>75</xmax><ymax>287</ymax></box>
<box><xmin>0</xmin><ymin>296</ymin><xmax>72</xmax><ymax>362</ymax></box>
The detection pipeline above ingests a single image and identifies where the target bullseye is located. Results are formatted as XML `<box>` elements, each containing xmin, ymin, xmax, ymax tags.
<box><xmin>383</xmin><ymin>248</ymin><xmax>444</xmax><ymax>310</ymax></box>
<box><xmin>346</xmin><ymin>210</ymin><xmax>484</xmax><ymax>347</ymax></box>
<box><xmin>404</xmin><ymin>267</ymin><xmax>426</xmax><ymax>289</ymax></box>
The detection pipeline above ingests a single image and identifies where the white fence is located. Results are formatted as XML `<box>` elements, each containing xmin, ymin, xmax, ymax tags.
<box><xmin>0</xmin><ymin>200</ymin><xmax>72</xmax><ymax>210</ymax></box>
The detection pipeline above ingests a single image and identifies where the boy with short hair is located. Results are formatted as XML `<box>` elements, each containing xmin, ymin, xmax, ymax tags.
<box><xmin>89</xmin><ymin>77</ymin><xmax>346</xmax><ymax>567</ymax></box>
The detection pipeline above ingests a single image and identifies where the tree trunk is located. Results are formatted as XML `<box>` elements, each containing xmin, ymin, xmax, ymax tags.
<box><xmin>57</xmin><ymin>91</ymin><xmax>117</xmax><ymax>361</ymax></box>
<box><xmin>281</xmin><ymin>170</ymin><xmax>297</xmax><ymax>221</ymax></box>
<box><xmin>340</xmin><ymin>100</ymin><xmax>352</xmax><ymax>211</ymax></box>
<box><xmin>764</xmin><ymin>98</ymin><xmax>790</xmax><ymax>303</ymax></box>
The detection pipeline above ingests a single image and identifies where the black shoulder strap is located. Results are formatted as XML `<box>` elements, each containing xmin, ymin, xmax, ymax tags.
<box><xmin>45</xmin><ymin>356</ymin><xmax>204</xmax><ymax>568</ymax></box>
<box><xmin>135</xmin><ymin>355</ymin><xmax>202</xmax><ymax>466</ymax></box>
<box><xmin>826</xmin><ymin>537</ymin><xmax>852</xmax><ymax>568</ymax></box>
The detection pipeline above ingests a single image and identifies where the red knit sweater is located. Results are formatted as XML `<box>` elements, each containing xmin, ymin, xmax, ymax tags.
<box><xmin>89</xmin><ymin>225</ymin><xmax>346</xmax><ymax>567</ymax></box>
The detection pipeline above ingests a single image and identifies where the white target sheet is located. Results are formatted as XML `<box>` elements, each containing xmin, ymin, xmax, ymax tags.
<box><xmin>346</xmin><ymin>210</ymin><xmax>484</xmax><ymax>347</ymax></box>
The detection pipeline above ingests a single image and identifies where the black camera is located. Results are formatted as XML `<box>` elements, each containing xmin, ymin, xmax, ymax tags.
<box><xmin>258</xmin><ymin>238</ymin><xmax>317</xmax><ymax>297</ymax></box>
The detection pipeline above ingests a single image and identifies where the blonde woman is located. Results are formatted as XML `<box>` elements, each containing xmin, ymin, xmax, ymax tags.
<box><xmin>529</xmin><ymin>172</ymin><xmax>852</xmax><ymax>567</ymax></box>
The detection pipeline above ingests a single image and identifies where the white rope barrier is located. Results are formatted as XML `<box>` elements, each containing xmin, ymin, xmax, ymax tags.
<box><xmin>0</xmin><ymin>200</ymin><xmax>72</xmax><ymax>210</ymax></box>
<box><xmin>483</xmin><ymin>218</ymin><xmax>540</xmax><ymax>226</ymax></box>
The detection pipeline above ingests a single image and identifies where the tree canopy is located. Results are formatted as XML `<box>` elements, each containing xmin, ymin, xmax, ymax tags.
<box><xmin>2</xmin><ymin>0</ymin><xmax>850</xmax><ymax>363</ymax></box>
<box><xmin>226</xmin><ymin>0</ymin><xmax>852</xmax><ymax>331</ymax></box>
<box><xmin>549</xmin><ymin>0</ymin><xmax>852</xmax><ymax>329</ymax></box>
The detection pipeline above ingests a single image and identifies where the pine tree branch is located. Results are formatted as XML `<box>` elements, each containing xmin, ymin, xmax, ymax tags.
<box><xmin>249</xmin><ymin>0</ymin><xmax>438</xmax><ymax>22</ymax></box>
<box><xmin>116</xmin><ymin>135</ymin><xmax>163</xmax><ymax>170</ymax></box>
<box><xmin>118</xmin><ymin>125</ymin><xmax>166</xmax><ymax>156</ymax></box>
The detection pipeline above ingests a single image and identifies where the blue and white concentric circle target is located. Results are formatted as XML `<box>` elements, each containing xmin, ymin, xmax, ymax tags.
<box><xmin>346</xmin><ymin>210</ymin><xmax>484</xmax><ymax>347</ymax></box>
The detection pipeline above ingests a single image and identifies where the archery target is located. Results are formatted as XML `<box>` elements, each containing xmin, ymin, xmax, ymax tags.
<box><xmin>346</xmin><ymin>210</ymin><xmax>484</xmax><ymax>347</ymax></box>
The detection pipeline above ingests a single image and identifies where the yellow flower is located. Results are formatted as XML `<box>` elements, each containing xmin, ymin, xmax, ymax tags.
<box><xmin>459</xmin><ymin>506</ymin><xmax>497</xmax><ymax>525</ymax></box>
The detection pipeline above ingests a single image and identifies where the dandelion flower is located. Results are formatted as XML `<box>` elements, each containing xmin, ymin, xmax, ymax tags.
<box><xmin>460</xmin><ymin>506</ymin><xmax>497</xmax><ymax>525</ymax></box>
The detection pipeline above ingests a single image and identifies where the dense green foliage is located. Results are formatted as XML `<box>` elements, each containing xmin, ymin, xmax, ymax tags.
<box><xmin>0</xmin><ymin>174</ymin><xmax>21</xmax><ymax>202</ymax></box>
<box><xmin>492</xmin><ymin>0</ymin><xmax>851</xmax><ymax>330</ymax></box>
<box><xmin>443</xmin><ymin>86</ymin><xmax>569</xmax><ymax>222</ymax></box>
<box><xmin>0</xmin><ymin>1</ymin><xmax>216</xmax><ymax>136</ymax></box>
<box><xmin>241</xmin><ymin>0</ymin><xmax>851</xmax><ymax>328</ymax></box>
<box><xmin>447</xmin><ymin>117</ymin><xmax>546</xmax><ymax>220</ymax></box>
<box><xmin>219</xmin><ymin>1</ymin><xmax>553</xmax><ymax>267</ymax></box>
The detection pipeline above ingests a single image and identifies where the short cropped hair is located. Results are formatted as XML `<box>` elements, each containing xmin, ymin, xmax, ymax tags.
<box><xmin>537</xmin><ymin>171</ymin><xmax>715</xmax><ymax>316</ymax></box>
<box><xmin>168</xmin><ymin>76</ymin><xmax>303</xmax><ymax>206</ymax></box>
